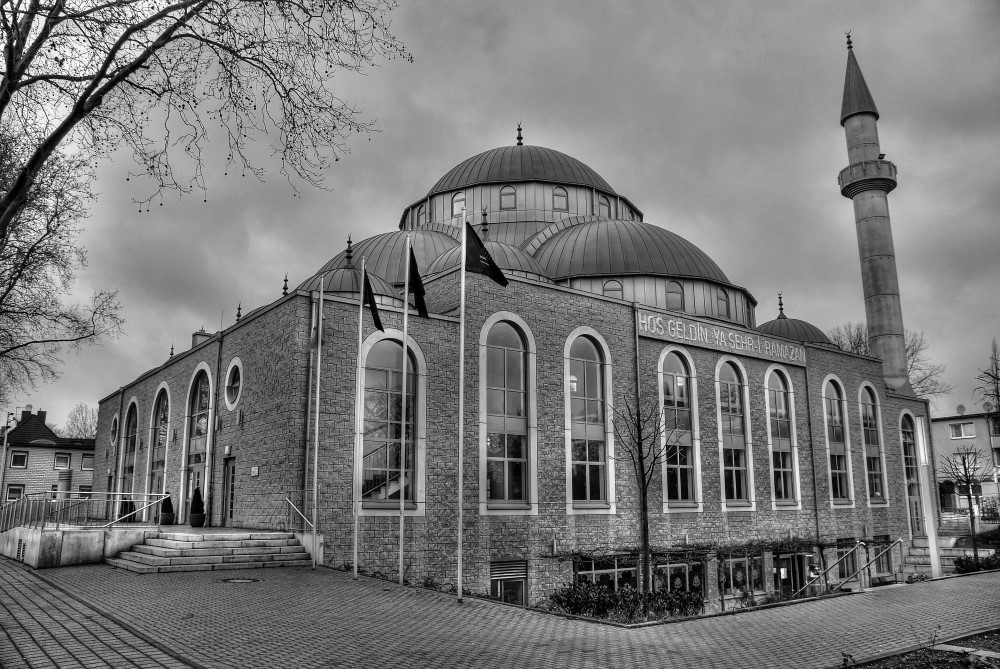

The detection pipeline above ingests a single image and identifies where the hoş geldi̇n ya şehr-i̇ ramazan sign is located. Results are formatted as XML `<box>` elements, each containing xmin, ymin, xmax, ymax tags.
<box><xmin>636</xmin><ymin>311</ymin><xmax>806</xmax><ymax>365</ymax></box>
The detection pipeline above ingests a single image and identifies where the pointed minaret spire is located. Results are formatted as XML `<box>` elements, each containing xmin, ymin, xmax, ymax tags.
<box><xmin>516</xmin><ymin>122</ymin><xmax>523</xmax><ymax>146</ymax></box>
<box><xmin>236</xmin><ymin>303</ymin><xmax>242</xmax><ymax>322</ymax></box>
<box><xmin>345</xmin><ymin>236</ymin><xmax>354</xmax><ymax>266</ymax></box>
<box><xmin>777</xmin><ymin>292</ymin><xmax>786</xmax><ymax>319</ymax></box>
<box><xmin>282</xmin><ymin>274</ymin><xmax>288</xmax><ymax>296</ymax></box>
<box><xmin>481</xmin><ymin>207</ymin><xmax>489</xmax><ymax>240</ymax></box>
<box><xmin>841</xmin><ymin>34</ymin><xmax>879</xmax><ymax>126</ymax></box>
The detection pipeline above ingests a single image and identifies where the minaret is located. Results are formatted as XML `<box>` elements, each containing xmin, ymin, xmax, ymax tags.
<box><xmin>838</xmin><ymin>35</ymin><xmax>911</xmax><ymax>393</ymax></box>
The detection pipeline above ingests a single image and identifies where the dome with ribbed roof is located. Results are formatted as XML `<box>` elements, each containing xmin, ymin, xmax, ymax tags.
<box><xmin>532</xmin><ymin>218</ymin><xmax>730</xmax><ymax>283</ymax></box>
<box><xmin>428</xmin><ymin>144</ymin><xmax>615</xmax><ymax>196</ymax></box>
<box><xmin>425</xmin><ymin>237</ymin><xmax>552</xmax><ymax>283</ymax></box>
<box><xmin>299</xmin><ymin>267</ymin><xmax>399</xmax><ymax>300</ymax></box>
<box><xmin>757</xmin><ymin>301</ymin><xmax>833</xmax><ymax>346</ymax></box>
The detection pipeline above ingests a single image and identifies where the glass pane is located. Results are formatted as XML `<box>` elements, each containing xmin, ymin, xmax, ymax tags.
<box><xmin>507</xmin><ymin>435</ymin><xmax>524</xmax><ymax>460</ymax></box>
<box><xmin>571</xmin><ymin>440</ymin><xmax>587</xmax><ymax>462</ymax></box>
<box><xmin>506</xmin><ymin>353</ymin><xmax>523</xmax><ymax>391</ymax></box>
<box><xmin>487</xmin><ymin>389</ymin><xmax>505</xmax><ymax>415</ymax></box>
<box><xmin>487</xmin><ymin>461</ymin><xmax>504</xmax><ymax>500</ymax></box>
<box><xmin>570</xmin><ymin>337</ymin><xmax>599</xmax><ymax>362</ymax></box>
<box><xmin>487</xmin><ymin>322</ymin><xmax>521</xmax><ymax>348</ymax></box>
<box><xmin>585</xmin><ymin>363</ymin><xmax>600</xmax><ymax>398</ymax></box>
<box><xmin>487</xmin><ymin>433</ymin><xmax>505</xmax><ymax>458</ymax></box>
<box><xmin>572</xmin><ymin>464</ymin><xmax>587</xmax><ymax>500</ymax></box>
<box><xmin>507</xmin><ymin>391</ymin><xmax>524</xmax><ymax>417</ymax></box>
<box><xmin>589</xmin><ymin>464</ymin><xmax>605</xmax><ymax>500</ymax></box>
<box><xmin>571</xmin><ymin>398</ymin><xmax>586</xmax><ymax>422</ymax></box>
<box><xmin>487</xmin><ymin>348</ymin><xmax>505</xmax><ymax>388</ymax></box>
<box><xmin>588</xmin><ymin>440</ymin><xmax>604</xmax><ymax>463</ymax></box>
<box><xmin>570</xmin><ymin>360</ymin><xmax>584</xmax><ymax>395</ymax></box>
<box><xmin>508</xmin><ymin>461</ymin><xmax>525</xmax><ymax>500</ymax></box>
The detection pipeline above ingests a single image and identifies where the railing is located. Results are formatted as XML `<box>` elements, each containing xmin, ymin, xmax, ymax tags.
<box><xmin>0</xmin><ymin>491</ymin><xmax>168</xmax><ymax>532</ymax></box>
<box><xmin>850</xmin><ymin>539</ymin><xmax>904</xmax><ymax>589</ymax></box>
<box><xmin>791</xmin><ymin>541</ymin><xmax>866</xmax><ymax>599</ymax></box>
<box><xmin>285</xmin><ymin>496</ymin><xmax>314</xmax><ymax>531</ymax></box>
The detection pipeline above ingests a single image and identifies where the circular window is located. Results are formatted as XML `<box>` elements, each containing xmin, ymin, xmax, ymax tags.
<box><xmin>224</xmin><ymin>358</ymin><xmax>243</xmax><ymax>410</ymax></box>
<box><xmin>110</xmin><ymin>416</ymin><xmax>119</xmax><ymax>446</ymax></box>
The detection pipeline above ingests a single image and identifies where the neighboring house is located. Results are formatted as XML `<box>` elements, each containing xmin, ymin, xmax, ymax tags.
<box><xmin>1</xmin><ymin>408</ymin><xmax>96</xmax><ymax>502</ymax></box>
<box><xmin>930</xmin><ymin>412</ymin><xmax>1000</xmax><ymax>512</ymax></box>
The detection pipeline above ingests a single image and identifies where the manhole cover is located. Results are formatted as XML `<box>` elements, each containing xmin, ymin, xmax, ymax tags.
<box><xmin>221</xmin><ymin>578</ymin><xmax>259</xmax><ymax>584</ymax></box>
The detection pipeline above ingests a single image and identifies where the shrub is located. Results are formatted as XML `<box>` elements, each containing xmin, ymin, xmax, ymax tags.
<box><xmin>953</xmin><ymin>552</ymin><xmax>1000</xmax><ymax>573</ymax></box>
<box><xmin>190</xmin><ymin>487</ymin><xmax>204</xmax><ymax>515</ymax></box>
<box><xmin>545</xmin><ymin>581</ymin><xmax>704</xmax><ymax>623</ymax></box>
<box><xmin>160</xmin><ymin>494</ymin><xmax>173</xmax><ymax>515</ymax></box>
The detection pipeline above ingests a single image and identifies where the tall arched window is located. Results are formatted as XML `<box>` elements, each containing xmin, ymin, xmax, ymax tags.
<box><xmin>861</xmin><ymin>387</ymin><xmax>884</xmax><ymax>501</ymax></box>
<box><xmin>663</xmin><ymin>352</ymin><xmax>694</xmax><ymax>504</ymax></box>
<box><xmin>768</xmin><ymin>371</ymin><xmax>794</xmax><ymax>502</ymax></box>
<box><xmin>186</xmin><ymin>370</ymin><xmax>211</xmax><ymax>510</ymax></box>
<box><xmin>486</xmin><ymin>322</ymin><xmax>527</xmax><ymax>505</ymax></box>
<box><xmin>362</xmin><ymin>340</ymin><xmax>416</xmax><ymax>504</ymax></box>
<box><xmin>603</xmin><ymin>280</ymin><xmax>623</xmax><ymax>300</ymax></box>
<box><xmin>825</xmin><ymin>381</ymin><xmax>850</xmax><ymax>502</ymax></box>
<box><xmin>151</xmin><ymin>391</ymin><xmax>169</xmax><ymax>495</ymax></box>
<box><xmin>553</xmin><ymin>187</ymin><xmax>568</xmax><ymax>212</ymax></box>
<box><xmin>500</xmin><ymin>185</ymin><xmax>516</xmax><ymax>210</ymax></box>
<box><xmin>416</xmin><ymin>204</ymin><xmax>426</xmax><ymax>227</ymax></box>
<box><xmin>570</xmin><ymin>337</ymin><xmax>606</xmax><ymax>503</ymax></box>
<box><xmin>901</xmin><ymin>415</ymin><xmax>923</xmax><ymax>535</ymax></box>
<box><xmin>123</xmin><ymin>404</ymin><xmax>138</xmax><ymax>493</ymax></box>
<box><xmin>717</xmin><ymin>288</ymin><xmax>730</xmax><ymax>319</ymax></box>
<box><xmin>719</xmin><ymin>362</ymin><xmax>747</xmax><ymax>503</ymax></box>
<box><xmin>598</xmin><ymin>195</ymin><xmax>611</xmax><ymax>218</ymax></box>
<box><xmin>666</xmin><ymin>281</ymin><xmax>684</xmax><ymax>311</ymax></box>
<box><xmin>451</xmin><ymin>192</ymin><xmax>466</xmax><ymax>218</ymax></box>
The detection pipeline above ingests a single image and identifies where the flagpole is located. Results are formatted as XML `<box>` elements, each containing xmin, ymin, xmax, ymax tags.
<box><xmin>399</xmin><ymin>234</ymin><xmax>411</xmax><ymax>585</ymax></box>
<box><xmin>311</xmin><ymin>274</ymin><xmax>323</xmax><ymax>570</ymax></box>
<box><xmin>353</xmin><ymin>257</ymin><xmax>366</xmax><ymax>580</ymax></box>
<box><xmin>457</xmin><ymin>208</ymin><xmax>467</xmax><ymax>603</ymax></box>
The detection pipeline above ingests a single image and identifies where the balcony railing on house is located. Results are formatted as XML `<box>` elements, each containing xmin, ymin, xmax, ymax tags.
<box><xmin>0</xmin><ymin>491</ymin><xmax>168</xmax><ymax>532</ymax></box>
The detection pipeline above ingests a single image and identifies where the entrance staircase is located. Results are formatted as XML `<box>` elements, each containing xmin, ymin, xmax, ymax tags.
<box><xmin>903</xmin><ymin>535</ymin><xmax>995</xmax><ymax>576</ymax></box>
<box><xmin>105</xmin><ymin>529</ymin><xmax>312</xmax><ymax>574</ymax></box>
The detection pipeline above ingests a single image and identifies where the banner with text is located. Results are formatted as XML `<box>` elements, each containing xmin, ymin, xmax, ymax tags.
<box><xmin>637</xmin><ymin>310</ymin><xmax>807</xmax><ymax>366</ymax></box>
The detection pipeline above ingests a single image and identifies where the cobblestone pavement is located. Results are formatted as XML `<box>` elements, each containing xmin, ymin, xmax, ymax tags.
<box><xmin>5</xmin><ymin>556</ymin><xmax>1000</xmax><ymax>669</ymax></box>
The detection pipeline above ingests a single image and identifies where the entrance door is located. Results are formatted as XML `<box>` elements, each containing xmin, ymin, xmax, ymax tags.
<box><xmin>774</xmin><ymin>554</ymin><xmax>807</xmax><ymax>595</ymax></box>
<box><xmin>186</xmin><ymin>462</ymin><xmax>204</xmax><ymax>519</ymax></box>
<box><xmin>222</xmin><ymin>458</ymin><xmax>236</xmax><ymax>527</ymax></box>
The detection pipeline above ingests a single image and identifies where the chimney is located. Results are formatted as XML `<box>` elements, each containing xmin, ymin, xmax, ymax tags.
<box><xmin>36</xmin><ymin>410</ymin><xmax>46</xmax><ymax>424</ymax></box>
<box><xmin>192</xmin><ymin>327</ymin><xmax>212</xmax><ymax>348</ymax></box>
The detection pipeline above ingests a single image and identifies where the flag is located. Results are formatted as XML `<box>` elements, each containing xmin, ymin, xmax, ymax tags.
<box><xmin>408</xmin><ymin>246</ymin><xmax>429</xmax><ymax>317</ymax></box>
<box><xmin>362</xmin><ymin>270</ymin><xmax>385</xmax><ymax>331</ymax></box>
<box><xmin>464</xmin><ymin>221</ymin><xmax>508</xmax><ymax>287</ymax></box>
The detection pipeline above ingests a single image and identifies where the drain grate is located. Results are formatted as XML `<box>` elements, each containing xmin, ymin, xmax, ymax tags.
<box><xmin>220</xmin><ymin>577</ymin><xmax>260</xmax><ymax>584</ymax></box>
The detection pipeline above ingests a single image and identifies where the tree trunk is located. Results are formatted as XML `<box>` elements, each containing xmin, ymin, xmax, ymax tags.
<box><xmin>967</xmin><ymin>491</ymin><xmax>980</xmax><ymax>567</ymax></box>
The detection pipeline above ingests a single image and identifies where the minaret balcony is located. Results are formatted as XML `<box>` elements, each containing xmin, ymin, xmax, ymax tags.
<box><xmin>839</xmin><ymin>159</ymin><xmax>897</xmax><ymax>198</ymax></box>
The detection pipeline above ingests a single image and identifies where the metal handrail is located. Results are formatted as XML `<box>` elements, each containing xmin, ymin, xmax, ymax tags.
<box><xmin>1</xmin><ymin>491</ymin><xmax>167</xmax><ymax>532</ymax></box>
<box><xmin>100</xmin><ymin>493</ymin><xmax>169</xmax><ymax>529</ymax></box>
<box><xmin>839</xmin><ymin>539</ymin><xmax>904</xmax><ymax>591</ymax></box>
<box><xmin>285</xmin><ymin>496</ymin><xmax>314</xmax><ymax>530</ymax></box>
<box><xmin>791</xmin><ymin>541</ymin><xmax>865</xmax><ymax>599</ymax></box>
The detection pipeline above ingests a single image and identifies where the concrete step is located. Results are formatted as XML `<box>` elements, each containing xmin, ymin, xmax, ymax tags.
<box><xmin>107</xmin><ymin>529</ymin><xmax>311</xmax><ymax>574</ymax></box>
<box><xmin>158</xmin><ymin>531</ymin><xmax>294</xmax><ymax>541</ymax></box>
<box><xmin>146</xmin><ymin>537</ymin><xmax>298</xmax><ymax>550</ymax></box>
<box><xmin>912</xmin><ymin>536</ymin><xmax>960</xmax><ymax>549</ymax></box>
<box><xmin>105</xmin><ymin>556</ymin><xmax>313</xmax><ymax>573</ymax></box>
<box><xmin>133</xmin><ymin>544</ymin><xmax>307</xmax><ymax>558</ymax></box>
<box><xmin>907</xmin><ymin>546</ymin><xmax>995</xmax><ymax>558</ymax></box>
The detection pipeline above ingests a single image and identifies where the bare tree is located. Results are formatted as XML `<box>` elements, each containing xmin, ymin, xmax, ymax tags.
<box><xmin>975</xmin><ymin>338</ymin><xmax>1000</xmax><ymax>431</ymax></box>
<box><xmin>613</xmin><ymin>397</ymin><xmax>672</xmax><ymax>596</ymax></box>
<box><xmin>1</xmin><ymin>0</ymin><xmax>410</xmax><ymax>243</ymax></box>
<box><xmin>827</xmin><ymin>322</ymin><xmax>953</xmax><ymax>402</ymax></box>
<box><xmin>61</xmin><ymin>402</ymin><xmax>99</xmax><ymax>438</ymax></box>
<box><xmin>939</xmin><ymin>445</ymin><xmax>995</xmax><ymax>568</ymax></box>
<box><xmin>0</xmin><ymin>131</ymin><xmax>123</xmax><ymax>403</ymax></box>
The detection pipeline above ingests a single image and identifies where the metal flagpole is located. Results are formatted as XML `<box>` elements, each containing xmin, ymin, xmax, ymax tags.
<box><xmin>353</xmin><ymin>257</ymin><xmax>366</xmax><ymax>580</ymax></box>
<box><xmin>399</xmin><ymin>235</ymin><xmax>411</xmax><ymax>585</ymax></box>
<box><xmin>457</xmin><ymin>208</ymin><xmax>467</xmax><ymax>603</ymax></box>
<box><xmin>311</xmin><ymin>274</ymin><xmax>324</xmax><ymax>569</ymax></box>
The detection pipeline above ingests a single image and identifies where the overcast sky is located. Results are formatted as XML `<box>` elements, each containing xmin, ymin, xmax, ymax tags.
<box><xmin>13</xmin><ymin>0</ymin><xmax>1000</xmax><ymax>428</ymax></box>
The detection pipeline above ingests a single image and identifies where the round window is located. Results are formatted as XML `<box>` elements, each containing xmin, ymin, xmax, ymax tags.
<box><xmin>110</xmin><ymin>416</ymin><xmax>119</xmax><ymax>445</ymax></box>
<box><xmin>225</xmin><ymin>358</ymin><xmax>243</xmax><ymax>409</ymax></box>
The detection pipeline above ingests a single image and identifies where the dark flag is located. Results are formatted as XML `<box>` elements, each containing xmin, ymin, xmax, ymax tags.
<box><xmin>362</xmin><ymin>269</ymin><xmax>385</xmax><ymax>331</ymax></box>
<box><xmin>464</xmin><ymin>221</ymin><xmax>508</xmax><ymax>287</ymax></box>
<box><xmin>408</xmin><ymin>246</ymin><xmax>429</xmax><ymax>317</ymax></box>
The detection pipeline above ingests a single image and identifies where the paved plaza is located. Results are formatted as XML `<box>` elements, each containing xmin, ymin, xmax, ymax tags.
<box><xmin>3</xmin><ymin>557</ymin><xmax>1000</xmax><ymax>669</ymax></box>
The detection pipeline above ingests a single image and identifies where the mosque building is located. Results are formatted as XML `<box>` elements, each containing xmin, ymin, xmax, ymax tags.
<box><xmin>92</xmin><ymin>42</ymin><xmax>935</xmax><ymax>609</ymax></box>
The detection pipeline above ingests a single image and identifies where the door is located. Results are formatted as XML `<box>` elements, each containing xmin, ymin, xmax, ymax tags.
<box><xmin>774</xmin><ymin>554</ymin><xmax>807</xmax><ymax>595</ymax></box>
<box><xmin>222</xmin><ymin>458</ymin><xmax>236</xmax><ymax>527</ymax></box>
<box><xmin>186</xmin><ymin>462</ymin><xmax>204</xmax><ymax>519</ymax></box>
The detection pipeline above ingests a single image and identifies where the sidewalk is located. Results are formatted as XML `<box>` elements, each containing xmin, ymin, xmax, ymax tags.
<box><xmin>4</xmin><ymin>555</ymin><xmax>1000</xmax><ymax>669</ymax></box>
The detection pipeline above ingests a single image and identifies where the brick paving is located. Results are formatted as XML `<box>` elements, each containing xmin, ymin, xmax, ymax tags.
<box><xmin>4</xmin><ymin>556</ymin><xmax>1000</xmax><ymax>669</ymax></box>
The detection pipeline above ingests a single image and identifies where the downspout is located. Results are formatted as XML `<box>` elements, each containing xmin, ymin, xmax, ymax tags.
<box><xmin>208</xmin><ymin>327</ymin><xmax>225</xmax><ymax>526</ymax></box>
<box><xmin>113</xmin><ymin>387</ymin><xmax>125</xmax><ymax>516</ymax></box>
<box><xmin>302</xmin><ymin>294</ymin><xmax>317</xmax><ymax>530</ymax></box>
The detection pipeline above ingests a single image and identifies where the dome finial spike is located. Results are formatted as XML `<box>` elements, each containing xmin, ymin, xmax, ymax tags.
<box><xmin>169</xmin><ymin>343</ymin><xmax>174</xmax><ymax>358</ymax></box>
<box><xmin>481</xmin><ymin>207</ymin><xmax>489</xmax><ymax>240</ymax></box>
<box><xmin>283</xmin><ymin>273</ymin><xmax>288</xmax><ymax>296</ymax></box>
<box><xmin>516</xmin><ymin>122</ymin><xmax>523</xmax><ymax>146</ymax></box>
<box><xmin>777</xmin><ymin>291</ymin><xmax>786</xmax><ymax>319</ymax></box>
<box><xmin>345</xmin><ymin>235</ymin><xmax>353</xmax><ymax>264</ymax></box>
<box><xmin>845</xmin><ymin>30</ymin><xmax>852</xmax><ymax>50</ymax></box>
<box><xmin>236</xmin><ymin>303</ymin><xmax>242</xmax><ymax>322</ymax></box>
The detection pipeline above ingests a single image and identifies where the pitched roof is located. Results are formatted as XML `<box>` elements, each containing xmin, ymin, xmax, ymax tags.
<box><xmin>4</xmin><ymin>412</ymin><xmax>95</xmax><ymax>450</ymax></box>
<box><xmin>841</xmin><ymin>47</ymin><xmax>879</xmax><ymax>126</ymax></box>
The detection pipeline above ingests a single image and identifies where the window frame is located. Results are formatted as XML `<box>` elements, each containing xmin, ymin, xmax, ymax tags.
<box><xmin>575</xmin><ymin>556</ymin><xmax>637</xmax><ymax>592</ymax></box>
<box><xmin>180</xmin><ymin>363</ymin><xmax>214</xmax><ymax>516</ymax></box>
<box><xmin>564</xmin><ymin>328</ymin><xmax>615</xmax><ymax>515</ymax></box>
<box><xmin>666</xmin><ymin>281</ymin><xmax>685</xmax><ymax>312</ymax></box>
<box><xmin>81</xmin><ymin>454</ymin><xmax>94</xmax><ymax>471</ymax></box>
<box><xmin>602</xmin><ymin>280</ymin><xmax>623</xmax><ymax>300</ymax></box>
<box><xmin>950</xmin><ymin>422</ymin><xmax>975</xmax><ymax>439</ymax></box>
<box><xmin>224</xmin><ymin>357</ymin><xmax>243</xmax><ymax>410</ymax></box>
<box><xmin>479</xmin><ymin>313</ymin><xmax>538</xmax><ymax>515</ymax></box>
<box><xmin>859</xmin><ymin>384</ymin><xmax>888</xmax><ymax>505</ymax></box>
<box><xmin>356</xmin><ymin>330</ymin><xmax>427</xmax><ymax>517</ymax></box>
<box><xmin>823</xmin><ymin>376</ymin><xmax>854</xmax><ymax>507</ymax></box>
<box><xmin>6</xmin><ymin>484</ymin><xmax>24</xmax><ymax>502</ymax></box>
<box><xmin>9</xmin><ymin>450</ymin><xmax>27</xmax><ymax>469</ymax></box>
<box><xmin>659</xmin><ymin>347</ymin><xmax>701</xmax><ymax>512</ymax></box>
<box><xmin>54</xmin><ymin>452</ymin><xmax>71</xmax><ymax>470</ymax></box>
<box><xmin>499</xmin><ymin>185</ymin><xmax>516</xmax><ymax>211</ymax></box>
<box><xmin>597</xmin><ymin>194</ymin><xmax>611</xmax><ymax>218</ymax></box>
<box><xmin>765</xmin><ymin>366</ymin><xmax>800</xmax><ymax>509</ymax></box>
<box><xmin>716</xmin><ymin>358</ymin><xmax>754</xmax><ymax>510</ymax></box>
<box><xmin>552</xmin><ymin>186</ymin><xmax>568</xmax><ymax>212</ymax></box>
<box><xmin>451</xmin><ymin>192</ymin><xmax>466</xmax><ymax>218</ymax></box>
<box><xmin>721</xmin><ymin>555</ymin><xmax>765</xmax><ymax>598</ymax></box>
<box><xmin>717</xmin><ymin>288</ymin><xmax>731</xmax><ymax>319</ymax></box>
<box><xmin>416</xmin><ymin>204</ymin><xmax>426</xmax><ymax>227</ymax></box>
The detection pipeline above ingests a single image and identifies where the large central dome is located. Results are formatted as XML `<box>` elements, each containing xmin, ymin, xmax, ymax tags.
<box><xmin>427</xmin><ymin>144</ymin><xmax>616</xmax><ymax>196</ymax></box>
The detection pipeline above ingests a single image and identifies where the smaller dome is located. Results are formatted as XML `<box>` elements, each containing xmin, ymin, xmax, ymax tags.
<box><xmin>304</xmin><ymin>230</ymin><xmax>459</xmax><ymax>289</ymax></box>
<box><xmin>425</xmin><ymin>237</ymin><xmax>552</xmax><ymax>283</ymax></box>
<box><xmin>299</xmin><ymin>267</ymin><xmax>399</xmax><ymax>300</ymax></box>
<box><xmin>757</xmin><ymin>301</ymin><xmax>833</xmax><ymax>346</ymax></box>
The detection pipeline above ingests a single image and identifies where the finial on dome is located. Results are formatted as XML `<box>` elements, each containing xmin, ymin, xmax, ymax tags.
<box><xmin>282</xmin><ymin>273</ymin><xmax>288</xmax><ymax>296</ymax></box>
<box><xmin>345</xmin><ymin>236</ymin><xmax>353</xmax><ymax>264</ymax></box>
<box><xmin>516</xmin><ymin>122</ymin><xmax>523</xmax><ymax>146</ymax></box>
<box><xmin>169</xmin><ymin>344</ymin><xmax>174</xmax><ymax>358</ymax></box>
<box><xmin>481</xmin><ymin>207</ymin><xmax>489</xmax><ymax>240</ymax></box>
<box><xmin>777</xmin><ymin>292</ymin><xmax>786</xmax><ymax>319</ymax></box>
<box><xmin>845</xmin><ymin>30</ymin><xmax>852</xmax><ymax>50</ymax></box>
<box><xmin>236</xmin><ymin>303</ymin><xmax>242</xmax><ymax>322</ymax></box>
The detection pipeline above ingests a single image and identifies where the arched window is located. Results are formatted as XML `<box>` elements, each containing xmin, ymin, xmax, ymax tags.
<box><xmin>603</xmin><ymin>280</ymin><xmax>623</xmax><ymax>300</ymax></box>
<box><xmin>719</xmin><ymin>362</ymin><xmax>748</xmax><ymax>502</ymax></box>
<box><xmin>553</xmin><ymin>187</ymin><xmax>568</xmax><ymax>212</ymax></box>
<box><xmin>569</xmin><ymin>337</ymin><xmax>606</xmax><ymax>503</ymax></box>
<box><xmin>717</xmin><ymin>288</ymin><xmax>730</xmax><ymax>319</ymax></box>
<box><xmin>186</xmin><ymin>370</ymin><xmax>211</xmax><ymax>507</ymax></box>
<box><xmin>362</xmin><ymin>340</ymin><xmax>416</xmax><ymax>504</ymax></box>
<box><xmin>598</xmin><ymin>195</ymin><xmax>611</xmax><ymax>218</ymax></box>
<box><xmin>663</xmin><ymin>352</ymin><xmax>694</xmax><ymax>504</ymax></box>
<box><xmin>901</xmin><ymin>415</ymin><xmax>923</xmax><ymax>535</ymax></box>
<box><xmin>452</xmin><ymin>192</ymin><xmax>466</xmax><ymax>218</ymax></box>
<box><xmin>416</xmin><ymin>204</ymin><xmax>426</xmax><ymax>227</ymax></box>
<box><xmin>861</xmin><ymin>387</ymin><xmax>884</xmax><ymax>501</ymax></box>
<box><xmin>824</xmin><ymin>381</ymin><xmax>850</xmax><ymax>502</ymax></box>
<box><xmin>123</xmin><ymin>404</ymin><xmax>138</xmax><ymax>494</ymax></box>
<box><xmin>500</xmin><ymin>185</ymin><xmax>516</xmax><ymax>210</ymax></box>
<box><xmin>666</xmin><ymin>281</ymin><xmax>684</xmax><ymax>311</ymax></box>
<box><xmin>768</xmin><ymin>371</ymin><xmax>794</xmax><ymax>502</ymax></box>
<box><xmin>486</xmin><ymin>322</ymin><xmax>527</xmax><ymax>505</ymax></box>
<box><xmin>150</xmin><ymin>390</ymin><xmax>169</xmax><ymax>497</ymax></box>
